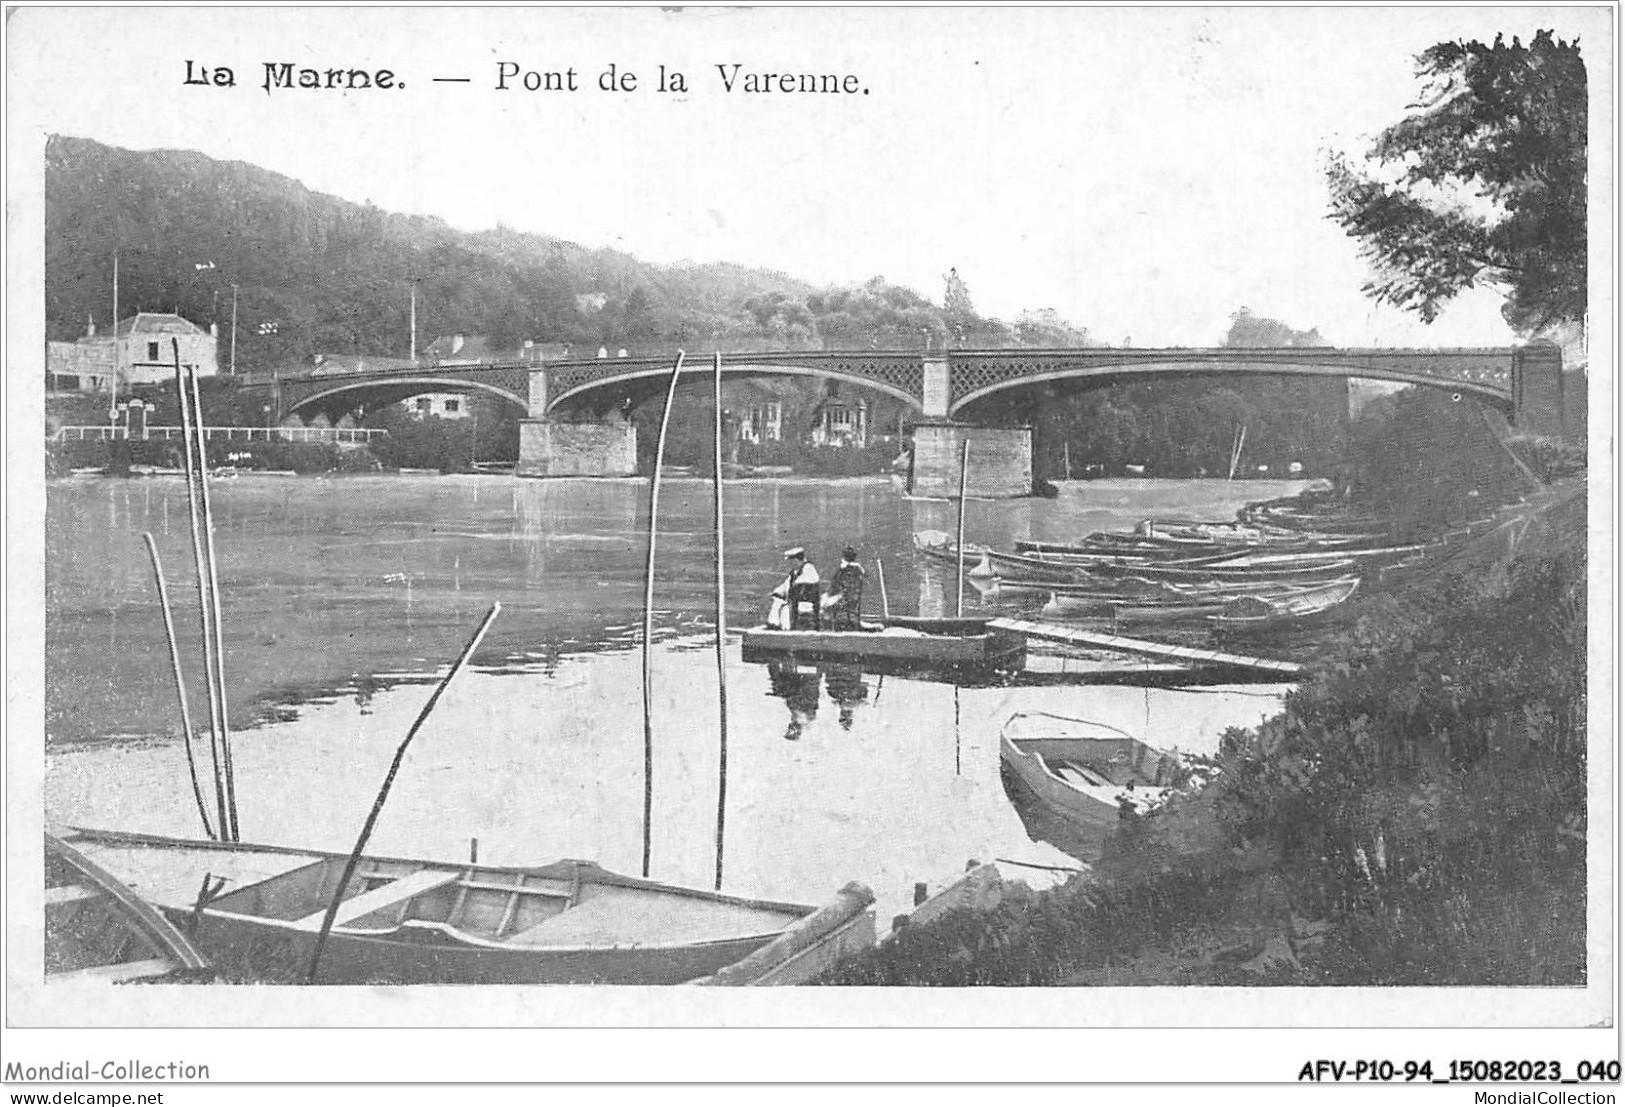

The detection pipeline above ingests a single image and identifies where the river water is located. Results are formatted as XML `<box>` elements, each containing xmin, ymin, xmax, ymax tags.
<box><xmin>44</xmin><ymin>474</ymin><xmax>1308</xmax><ymax>926</ymax></box>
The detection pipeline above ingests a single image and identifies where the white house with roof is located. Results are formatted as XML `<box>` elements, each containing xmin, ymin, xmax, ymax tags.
<box><xmin>811</xmin><ymin>395</ymin><xmax>869</xmax><ymax>447</ymax></box>
<box><xmin>47</xmin><ymin>313</ymin><xmax>219</xmax><ymax>392</ymax></box>
<box><xmin>400</xmin><ymin>334</ymin><xmax>559</xmax><ymax>418</ymax></box>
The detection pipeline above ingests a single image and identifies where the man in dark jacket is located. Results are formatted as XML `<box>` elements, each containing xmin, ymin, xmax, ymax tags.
<box><xmin>827</xmin><ymin>546</ymin><xmax>866</xmax><ymax>631</ymax></box>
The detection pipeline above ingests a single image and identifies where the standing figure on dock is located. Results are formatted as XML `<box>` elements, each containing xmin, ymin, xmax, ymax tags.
<box><xmin>826</xmin><ymin>546</ymin><xmax>866</xmax><ymax>631</ymax></box>
<box><xmin>783</xmin><ymin>547</ymin><xmax>822</xmax><ymax>630</ymax></box>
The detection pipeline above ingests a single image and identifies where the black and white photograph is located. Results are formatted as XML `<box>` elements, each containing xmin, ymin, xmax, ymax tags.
<box><xmin>3</xmin><ymin>3</ymin><xmax>1615</xmax><ymax>1088</ymax></box>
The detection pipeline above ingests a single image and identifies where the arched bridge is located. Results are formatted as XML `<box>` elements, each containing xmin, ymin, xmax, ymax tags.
<box><xmin>263</xmin><ymin>343</ymin><xmax>1553</xmax><ymax>423</ymax></box>
<box><xmin>251</xmin><ymin>344</ymin><xmax>1565</xmax><ymax>493</ymax></box>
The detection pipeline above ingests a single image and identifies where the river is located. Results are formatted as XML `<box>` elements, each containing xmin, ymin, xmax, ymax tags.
<box><xmin>44</xmin><ymin>473</ymin><xmax>1309</xmax><ymax>927</ymax></box>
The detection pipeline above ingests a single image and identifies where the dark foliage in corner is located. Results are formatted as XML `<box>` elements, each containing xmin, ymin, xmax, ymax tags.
<box><xmin>1325</xmin><ymin>32</ymin><xmax>1587</xmax><ymax>332</ymax></box>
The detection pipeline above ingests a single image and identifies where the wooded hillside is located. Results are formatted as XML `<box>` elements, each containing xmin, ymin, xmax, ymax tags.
<box><xmin>44</xmin><ymin>135</ymin><xmax>822</xmax><ymax>372</ymax></box>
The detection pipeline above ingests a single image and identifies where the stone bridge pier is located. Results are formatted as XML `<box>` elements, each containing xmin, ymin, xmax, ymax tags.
<box><xmin>515</xmin><ymin>366</ymin><xmax>638</xmax><ymax>478</ymax></box>
<box><xmin>908</xmin><ymin>423</ymin><xmax>1034</xmax><ymax>498</ymax></box>
<box><xmin>906</xmin><ymin>353</ymin><xmax>1034</xmax><ymax>496</ymax></box>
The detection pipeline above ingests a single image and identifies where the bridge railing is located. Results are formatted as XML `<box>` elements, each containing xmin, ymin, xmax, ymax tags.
<box><xmin>51</xmin><ymin>426</ymin><xmax>390</xmax><ymax>444</ymax></box>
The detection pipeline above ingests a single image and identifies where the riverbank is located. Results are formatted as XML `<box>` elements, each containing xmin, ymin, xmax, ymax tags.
<box><xmin>820</xmin><ymin>462</ymin><xmax>1589</xmax><ymax>985</ymax></box>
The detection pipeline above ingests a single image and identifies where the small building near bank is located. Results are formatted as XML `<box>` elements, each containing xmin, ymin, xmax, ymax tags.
<box><xmin>811</xmin><ymin>396</ymin><xmax>869</xmax><ymax>448</ymax></box>
<box><xmin>406</xmin><ymin>394</ymin><xmax>472</xmax><ymax>419</ymax></box>
<box><xmin>47</xmin><ymin>313</ymin><xmax>219</xmax><ymax>393</ymax></box>
<box><xmin>307</xmin><ymin>352</ymin><xmax>419</xmax><ymax>376</ymax></box>
<box><xmin>423</xmin><ymin>334</ymin><xmax>551</xmax><ymax>367</ymax></box>
<box><xmin>736</xmin><ymin>401</ymin><xmax>784</xmax><ymax>444</ymax></box>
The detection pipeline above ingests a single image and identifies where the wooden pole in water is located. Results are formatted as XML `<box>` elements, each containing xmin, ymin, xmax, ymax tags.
<box><xmin>190</xmin><ymin>363</ymin><xmax>240</xmax><ymax>841</ymax></box>
<box><xmin>954</xmin><ymin>439</ymin><xmax>971</xmax><ymax>617</ymax></box>
<box><xmin>109</xmin><ymin>252</ymin><xmax>119</xmax><ymax>421</ymax></box>
<box><xmin>1227</xmin><ymin>424</ymin><xmax>1246</xmax><ymax>483</ymax></box>
<box><xmin>140</xmin><ymin>532</ymin><xmax>217</xmax><ymax>841</ymax></box>
<box><xmin>710</xmin><ymin>352</ymin><xmax>731</xmax><ymax>892</ymax></box>
<box><xmin>875</xmin><ymin>560</ymin><xmax>891</xmax><ymax>620</ymax></box>
<box><xmin>172</xmin><ymin>345</ymin><xmax>229</xmax><ymax>839</ymax></box>
<box><xmin>640</xmin><ymin>350</ymin><xmax>685</xmax><ymax>879</ymax></box>
<box><xmin>306</xmin><ymin>603</ymin><xmax>500</xmax><ymax>984</ymax></box>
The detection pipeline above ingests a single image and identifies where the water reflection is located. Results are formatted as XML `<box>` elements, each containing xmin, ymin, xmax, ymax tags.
<box><xmin>765</xmin><ymin>659</ymin><xmax>822</xmax><ymax>740</ymax></box>
<box><xmin>1000</xmin><ymin>761</ymin><xmax>1103</xmax><ymax>865</ymax></box>
<box><xmin>762</xmin><ymin>660</ymin><xmax>875</xmax><ymax>738</ymax></box>
<box><xmin>823</xmin><ymin>664</ymin><xmax>870</xmax><ymax>730</ymax></box>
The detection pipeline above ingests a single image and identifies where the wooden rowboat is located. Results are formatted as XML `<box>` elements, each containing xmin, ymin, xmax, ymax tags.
<box><xmin>1014</xmin><ymin>537</ymin><xmax>1240</xmax><ymax>563</ymax></box>
<box><xmin>58</xmin><ymin>827</ymin><xmax>860</xmax><ymax>985</ymax></box>
<box><xmin>1040</xmin><ymin>574</ymin><xmax>1363</xmax><ymax>621</ymax></box>
<box><xmin>1206</xmin><ymin>577</ymin><xmax>1361</xmax><ymax>634</ymax></box>
<box><xmin>45</xmin><ymin>832</ymin><xmax>213</xmax><ymax>983</ymax></box>
<box><xmin>998</xmin><ymin>712</ymin><xmax>1180</xmax><ymax>862</ymax></box>
<box><xmin>1082</xmin><ymin>557</ymin><xmax>1359</xmax><ymax>583</ymax></box>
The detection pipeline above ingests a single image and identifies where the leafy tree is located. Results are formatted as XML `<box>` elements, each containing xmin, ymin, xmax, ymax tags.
<box><xmin>808</xmin><ymin>277</ymin><xmax>945</xmax><ymax>348</ymax></box>
<box><xmin>1013</xmin><ymin>308</ymin><xmax>1100</xmax><ymax>348</ymax></box>
<box><xmin>1325</xmin><ymin>31</ymin><xmax>1587</xmax><ymax>332</ymax></box>
<box><xmin>1223</xmin><ymin>306</ymin><xmax>1326</xmax><ymax>348</ymax></box>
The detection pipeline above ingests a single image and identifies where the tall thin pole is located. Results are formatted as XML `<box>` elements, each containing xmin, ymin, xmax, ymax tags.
<box><xmin>711</xmin><ymin>352</ymin><xmax>731</xmax><ymax>891</ymax></box>
<box><xmin>306</xmin><ymin>604</ymin><xmax>500</xmax><ymax>983</ymax></box>
<box><xmin>190</xmin><ymin>364</ymin><xmax>240</xmax><ymax>840</ymax></box>
<box><xmin>955</xmin><ymin>439</ymin><xmax>971</xmax><ymax>617</ymax></box>
<box><xmin>409</xmin><ymin>281</ymin><xmax>417</xmax><ymax>363</ymax></box>
<box><xmin>640</xmin><ymin>351</ymin><xmax>685</xmax><ymax>878</ymax></box>
<box><xmin>140</xmin><ymin>532</ymin><xmax>218</xmax><ymax>840</ymax></box>
<box><xmin>173</xmin><ymin>345</ymin><xmax>229</xmax><ymax>836</ymax></box>
<box><xmin>229</xmin><ymin>285</ymin><xmax>238</xmax><ymax>375</ymax></box>
<box><xmin>876</xmin><ymin>560</ymin><xmax>891</xmax><ymax>620</ymax></box>
<box><xmin>109</xmin><ymin>253</ymin><xmax>119</xmax><ymax>419</ymax></box>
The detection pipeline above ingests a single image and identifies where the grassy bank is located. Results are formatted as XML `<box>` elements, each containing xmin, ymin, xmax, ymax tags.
<box><xmin>821</xmin><ymin>391</ymin><xmax>1588</xmax><ymax>986</ymax></box>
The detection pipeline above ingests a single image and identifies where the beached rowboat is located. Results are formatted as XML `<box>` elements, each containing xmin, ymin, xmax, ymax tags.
<box><xmin>58</xmin><ymin>827</ymin><xmax>855</xmax><ymax>985</ymax></box>
<box><xmin>998</xmin><ymin>712</ymin><xmax>1180</xmax><ymax>862</ymax></box>
<box><xmin>45</xmin><ymin>832</ymin><xmax>212</xmax><ymax>983</ymax></box>
<box><xmin>1206</xmin><ymin>577</ymin><xmax>1361</xmax><ymax>634</ymax></box>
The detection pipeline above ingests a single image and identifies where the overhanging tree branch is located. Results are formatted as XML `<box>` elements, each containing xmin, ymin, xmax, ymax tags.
<box><xmin>1324</xmin><ymin>30</ymin><xmax>1586</xmax><ymax>334</ymax></box>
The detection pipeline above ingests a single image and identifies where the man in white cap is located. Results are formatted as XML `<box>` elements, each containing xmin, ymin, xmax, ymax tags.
<box><xmin>783</xmin><ymin>547</ymin><xmax>821</xmax><ymax>630</ymax></box>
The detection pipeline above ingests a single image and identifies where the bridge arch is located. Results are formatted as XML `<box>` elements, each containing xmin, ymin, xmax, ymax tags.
<box><xmin>284</xmin><ymin>376</ymin><xmax>530</xmax><ymax>419</ymax></box>
<box><xmin>946</xmin><ymin>354</ymin><xmax>1513</xmax><ymax>418</ymax></box>
<box><xmin>546</xmin><ymin>360</ymin><xmax>926</xmax><ymax>416</ymax></box>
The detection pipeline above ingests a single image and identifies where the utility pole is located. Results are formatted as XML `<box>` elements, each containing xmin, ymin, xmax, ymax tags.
<box><xmin>109</xmin><ymin>252</ymin><xmax>120</xmax><ymax>420</ymax></box>
<box><xmin>229</xmin><ymin>284</ymin><xmax>239</xmax><ymax>375</ymax></box>
<box><xmin>409</xmin><ymin>281</ymin><xmax>418</xmax><ymax>362</ymax></box>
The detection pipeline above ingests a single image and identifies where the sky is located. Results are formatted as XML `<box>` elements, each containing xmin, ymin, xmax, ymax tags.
<box><xmin>5</xmin><ymin>5</ymin><xmax>1612</xmax><ymax>348</ymax></box>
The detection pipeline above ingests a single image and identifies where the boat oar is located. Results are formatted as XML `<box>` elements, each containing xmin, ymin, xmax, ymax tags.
<box><xmin>305</xmin><ymin>602</ymin><xmax>500</xmax><ymax>984</ymax></box>
<box><xmin>875</xmin><ymin>560</ymin><xmax>891</xmax><ymax>620</ymax></box>
<box><xmin>640</xmin><ymin>351</ymin><xmax>685</xmax><ymax>879</ymax></box>
<box><xmin>172</xmin><ymin>343</ymin><xmax>230</xmax><ymax>839</ymax></box>
<box><xmin>140</xmin><ymin>532</ymin><xmax>217</xmax><ymax>840</ymax></box>
<box><xmin>710</xmin><ymin>352</ymin><xmax>730</xmax><ymax>891</ymax></box>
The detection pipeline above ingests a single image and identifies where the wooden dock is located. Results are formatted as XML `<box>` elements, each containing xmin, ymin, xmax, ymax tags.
<box><xmin>986</xmin><ymin>618</ymin><xmax>1302</xmax><ymax>677</ymax></box>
